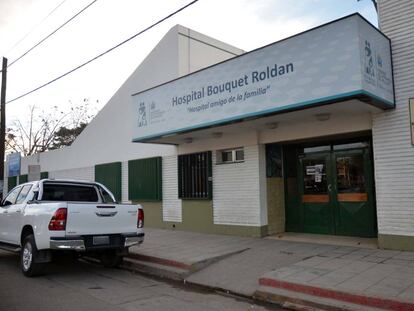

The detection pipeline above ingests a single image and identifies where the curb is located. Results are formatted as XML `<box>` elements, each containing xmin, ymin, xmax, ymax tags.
<box><xmin>126</xmin><ymin>247</ymin><xmax>249</xmax><ymax>273</ymax></box>
<box><xmin>127</xmin><ymin>253</ymin><xmax>192</xmax><ymax>271</ymax></box>
<box><xmin>259</xmin><ymin>277</ymin><xmax>414</xmax><ymax>311</ymax></box>
<box><xmin>121</xmin><ymin>254</ymin><xmax>352</xmax><ymax>311</ymax></box>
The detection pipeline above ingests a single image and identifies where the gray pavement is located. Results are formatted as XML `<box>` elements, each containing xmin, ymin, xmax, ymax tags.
<box><xmin>262</xmin><ymin>253</ymin><xmax>414</xmax><ymax>299</ymax></box>
<box><xmin>0</xmin><ymin>250</ymin><xmax>283</xmax><ymax>311</ymax></box>
<box><xmin>128</xmin><ymin>228</ymin><xmax>414</xmax><ymax>310</ymax></box>
<box><xmin>130</xmin><ymin>228</ymin><xmax>254</xmax><ymax>265</ymax></box>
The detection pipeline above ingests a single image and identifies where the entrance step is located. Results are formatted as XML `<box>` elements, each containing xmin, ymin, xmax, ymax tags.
<box><xmin>256</xmin><ymin>277</ymin><xmax>414</xmax><ymax>311</ymax></box>
<box><xmin>255</xmin><ymin>285</ymin><xmax>386</xmax><ymax>311</ymax></box>
<box><xmin>124</xmin><ymin>248</ymin><xmax>249</xmax><ymax>280</ymax></box>
<box><xmin>267</xmin><ymin>233</ymin><xmax>378</xmax><ymax>249</ymax></box>
<box><xmin>122</xmin><ymin>257</ymin><xmax>190</xmax><ymax>281</ymax></box>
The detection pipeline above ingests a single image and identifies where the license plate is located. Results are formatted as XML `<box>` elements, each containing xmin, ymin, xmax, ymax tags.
<box><xmin>93</xmin><ymin>235</ymin><xmax>110</xmax><ymax>245</ymax></box>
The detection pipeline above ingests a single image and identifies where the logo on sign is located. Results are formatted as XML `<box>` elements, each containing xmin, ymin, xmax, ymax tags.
<box><xmin>364</xmin><ymin>40</ymin><xmax>375</xmax><ymax>78</ymax></box>
<box><xmin>363</xmin><ymin>39</ymin><xmax>392</xmax><ymax>92</ymax></box>
<box><xmin>377</xmin><ymin>54</ymin><xmax>383</xmax><ymax>68</ymax></box>
<box><xmin>138</xmin><ymin>102</ymin><xmax>147</xmax><ymax>127</ymax></box>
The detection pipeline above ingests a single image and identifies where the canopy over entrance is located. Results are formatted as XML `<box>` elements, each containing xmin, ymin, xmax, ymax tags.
<box><xmin>132</xmin><ymin>14</ymin><xmax>394</xmax><ymax>144</ymax></box>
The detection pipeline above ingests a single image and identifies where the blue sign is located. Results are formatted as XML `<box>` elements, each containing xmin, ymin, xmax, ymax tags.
<box><xmin>7</xmin><ymin>153</ymin><xmax>21</xmax><ymax>177</ymax></box>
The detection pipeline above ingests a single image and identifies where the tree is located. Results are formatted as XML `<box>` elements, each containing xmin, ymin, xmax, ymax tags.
<box><xmin>50</xmin><ymin>122</ymin><xmax>88</xmax><ymax>149</ymax></box>
<box><xmin>6</xmin><ymin>98</ymin><xmax>97</xmax><ymax>156</ymax></box>
<box><xmin>49</xmin><ymin>98</ymin><xmax>97</xmax><ymax>149</ymax></box>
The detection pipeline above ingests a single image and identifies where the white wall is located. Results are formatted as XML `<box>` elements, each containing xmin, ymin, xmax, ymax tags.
<box><xmin>121</xmin><ymin>161</ymin><xmax>130</xmax><ymax>203</ymax></box>
<box><xmin>162</xmin><ymin>155</ymin><xmax>182</xmax><ymax>222</ymax></box>
<box><xmin>177</xmin><ymin>131</ymin><xmax>267</xmax><ymax>227</ymax></box>
<box><xmin>8</xmin><ymin>25</ymin><xmax>243</xmax><ymax>194</ymax></box>
<box><xmin>259</xmin><ymin>112</ymin><xmax>372</xmax><ymax>144</ymax></box>
<box><xmin>177</xmin><ymin>131</ymin><xmax>259</xmax><ymax>155</ymax></box>
<box><xmin>177</xmin><ymin>26</ymin><xmax>243</xmax><ymax>76</ymax></box>
<box><xmin>373</xmin><ymin>0</ymin><xmax>414</xmax><ymax>236</ymax></box>
<box><xmin>21</xmin><ymin>26</ymin><xmax>182</xmax><ymax>173</ymax></box>
<box><xmin>49</xmin><ymin>166</ymin><xmax>94</xmax><ymax>181</ymax></box>
<box><xmin>212</xmin><ymin>144</ymin><xmax>267</xmax><ymax>227</ymax></box>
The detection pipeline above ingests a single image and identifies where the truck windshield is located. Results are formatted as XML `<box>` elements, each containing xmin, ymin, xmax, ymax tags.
<box><xmin>42</xmin><ymin>184</ymin><xmax>99</xmax><ymax>202</ymax></box>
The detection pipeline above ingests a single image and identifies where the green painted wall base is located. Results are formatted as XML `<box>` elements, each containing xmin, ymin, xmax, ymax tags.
<box><xmin>161</xmin><ymin>221</ymin><xmax>268</xmax><ymax>237</ymax></box>
<box><xmin>378</xmin><ymin>234</ymin><xmax>414</xmax><ymax>251</ymax></box>
<box><xmin>139</xmin><ymin>200</ymin><xmax>267</xmax><ymax>237</ymax></box>
<box><xmin>137</xmin><ymin>202</ymin><xmax>163</xmax><ymax>228</ymax></box>
<box><xmin>267</xmin><ymin>177</ymin><xmax>285</xmax><ymax>235</ymax></box>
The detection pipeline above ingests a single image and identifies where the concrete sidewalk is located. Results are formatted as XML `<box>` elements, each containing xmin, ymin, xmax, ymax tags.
<box><xmin>126</xmin><ymin>229</ymin><xmax>414</xmax><ymax>311</ymax></box>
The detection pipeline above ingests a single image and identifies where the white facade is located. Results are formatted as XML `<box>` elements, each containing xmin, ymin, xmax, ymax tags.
<box><xmin>212</xmin><ymin>145</ymin><xmax>264</xmax><ymax>227</ymax></box>
<box><xmin>49</xmin><ymin>166</ymin><xmax>95</xmax><ymax>181</ymax></box>
<box><xmin>162</xmin><ymin>155</ymin><xmax>182</xmax><ymax>222</ymax></box>
<box><xmin>373</xmin><ymin>0</ymin><xmax>414</xmax><ymax>237</ymax></box>
<box><xmin>4</xmin><ymin>25</ymin><xmax>244</xmax><ymax>197</ymax></box>
<box><xmin>5</xmin><ymin>5</ymin><xmax>414</xmax><ymax>248</ymax></box>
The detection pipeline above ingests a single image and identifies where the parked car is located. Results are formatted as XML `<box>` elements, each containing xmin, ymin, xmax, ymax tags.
<box><xmin>0</xmin><ymin>179</ymin><xmax>144</xmax><ymax>277</ymax></box>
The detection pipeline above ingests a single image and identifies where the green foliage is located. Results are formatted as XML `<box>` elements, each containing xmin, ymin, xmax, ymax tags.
<box><xmin>50</xmin><ymin>122</ymin><xmax>88</xmax><ymax>149</ymax></box>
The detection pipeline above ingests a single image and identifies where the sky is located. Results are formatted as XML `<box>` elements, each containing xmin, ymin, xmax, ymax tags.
<box><xmin>0</xmin><ymin>0</ymin><xmax>378</xmax><ymax>126</ymax></box>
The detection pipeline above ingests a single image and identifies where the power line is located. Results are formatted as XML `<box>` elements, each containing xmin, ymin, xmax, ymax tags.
<box><xmin>6</xmin><ymin>0</ymin><xmax>200</xmax><ymax>104</ymax></box>
<box><xmin>4</xmin><ymin>0</ymin><xmax>67</xmax><ymax>56</ymax></box>
<box><xmin>7</xmin><ymin>0</ymin><xmax>99</xmax><ymax>69</ymax></box>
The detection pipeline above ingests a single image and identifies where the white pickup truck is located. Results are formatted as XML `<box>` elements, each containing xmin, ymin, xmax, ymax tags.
<box><xmin>0</xmin><ymin>179</ymin><xmax>144</xmax><ymax>277</ymax></box>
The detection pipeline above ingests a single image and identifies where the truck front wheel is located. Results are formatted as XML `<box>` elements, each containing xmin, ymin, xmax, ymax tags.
<box><xmin>21</xmin><ymin>235</ymin><xmax>46</xmax><ymax>277</ymax></box>
<box><xmin>101</xmin><ymin>250</ymin><xmax>123</xmax><ymax>268</ymax></box>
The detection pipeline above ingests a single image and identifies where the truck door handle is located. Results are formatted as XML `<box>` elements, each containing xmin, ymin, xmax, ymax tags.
<box><xmin>328</xmin><ymin>184</ymin><xmax>332</xmax><ymax>192</ymax></box>
<box><xmin>95</xmin><ymin>211</ymin><xmax>117</xmax><ymax>217</ymax></box>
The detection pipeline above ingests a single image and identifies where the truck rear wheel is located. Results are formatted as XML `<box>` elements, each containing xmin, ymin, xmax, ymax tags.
<box><xmin>21</xmin><ymin>235</ymin><xmax>46</xmax><ymax>277</ymax></box>
<box><xmin>101</xmin><ymin>250</ymin><xmax>123</xmax><ymax>268</ymax></box>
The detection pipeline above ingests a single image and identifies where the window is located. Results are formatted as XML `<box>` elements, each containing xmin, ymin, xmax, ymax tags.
<box><xmin>128</xmin><ymin>157</ymin><xmax>162</xmax><ymax>201</ymax></box>
<box><xmin>178</xmin><ymin>151</ymin><xmax>212</xmax><ymax>199</ymax></box>
<box><xmin>2</xmin><ymin>187</ymin><xmax>22</xmax><ymax>206</ymax></box>
<box><xmin>19</xmin><ymin>174</ymin><xmax>28</xmax><ymax>184</ymax></box>
<box><xmin>41</xmin><ymin>183</ymin><xmax>99</xmax><ymax>202</ymax></box>
<box><xmin>8</xmin><ymin>176</ymin><xmax>17</xmax><ymax>192</ymax></box>
<box><xmin>95</xmin><ymin>162</ymin><xmax>122</xmax><ymax>202</ymax></box>
<box><xmin>235</xmin><ymin>149</ymin><xmax>244</xmax><ymax>161</ymax></box>
<box><xmin>303</xmin><ymin>158</ymin><xmax>328</xmax><ymax>194</ymax></box>
<box><xmin>336</xmin><ymin>155</ymin><xmax>365</xmax><ymax>193</ymax></box>
<box><xmin>222</xmin><ymin>150</ymin><xmax>232</xmax><ymax>162</ymax></box>
<box><xmin>217</xmin><ymin>148</ymin><xmax>244</xmax><ymax>164</ymax></box>
<box><xmin>16</xmin><ymin>185</ymin><xmax>33</xmax><ymax>204</ymax></box>
<box><xmin>266</xmin><ymin>144</ymin><xmax>282</xmax><ymax>177</ymax></box>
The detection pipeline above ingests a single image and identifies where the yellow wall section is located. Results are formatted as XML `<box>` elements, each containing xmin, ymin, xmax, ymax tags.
<box><xmin>137</xmin><ymin>202</ymin><xmax>164</xmax><ymax>228</ymax></box>
<box><xmin>378</xmin><ymin>234</ymin><xmax>414</xmax><ymax>251</ymax></box>
<box><xmin>141</xmin><ymin>200</ymin><xmax>266</xmax><ymax>237</ymax></box>
<box><xmin>267</xmin><ymin>177</ymin><xmax>285</xmax><ymax>235</ymax></box>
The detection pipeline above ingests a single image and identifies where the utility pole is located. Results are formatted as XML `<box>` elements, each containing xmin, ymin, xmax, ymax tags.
<box><xmin>1</xmin><ymin>57</ymin><xmax>7</xmax><ymax>192</ymax></box>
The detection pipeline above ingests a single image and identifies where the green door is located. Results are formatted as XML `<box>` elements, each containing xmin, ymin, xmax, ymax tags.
<box><xmin>297</xmin><ymin>145</ymin><xmax>376</xmax><ymax>237</ymax></box>
<box><xmin>299</xmin><ymin>153</ymin><xmax>334</xmax><ymax>235</ymax></box>
<box><xmin>333</xmin><ymin>149</ymin><xmax>376</xmax><ymax>237</ymax></box>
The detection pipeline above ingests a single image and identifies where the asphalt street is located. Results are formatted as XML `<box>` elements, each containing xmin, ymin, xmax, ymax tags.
<box><xmin>0</xmin><ymin>250</ymin><xmax>284</xmax><ymax>311</ymax></box>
